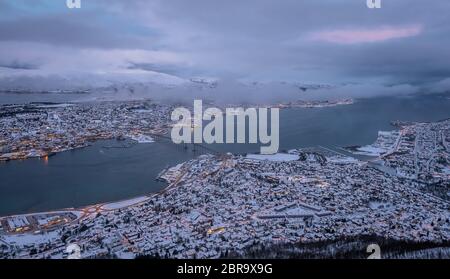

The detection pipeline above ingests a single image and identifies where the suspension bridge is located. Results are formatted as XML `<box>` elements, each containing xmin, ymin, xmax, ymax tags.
<box><xmin>149</xmin><ymin>133</ymin><xmax>223</xmax><ymax>155</ymax></box>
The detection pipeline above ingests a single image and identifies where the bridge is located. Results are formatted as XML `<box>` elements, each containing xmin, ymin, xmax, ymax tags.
<box><xmin>149</xmin><ymin>133</ymin><xmax>223</xmax><ymax>155</ymax></box>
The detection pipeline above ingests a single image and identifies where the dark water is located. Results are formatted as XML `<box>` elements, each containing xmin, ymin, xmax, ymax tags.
<box><xmin>0</xmin><ymin>140</ymin><xmax>197</xmax><ymax>216</ymax></box>
<box><xmin>211</xmin><ymin>94</ymin><xmax>450</xmax><ymax>154</ymax></box>
<box><xmin>0</xmin><ymin>93</ymin><xmax>449</xmax><ymax>216</ymax></box>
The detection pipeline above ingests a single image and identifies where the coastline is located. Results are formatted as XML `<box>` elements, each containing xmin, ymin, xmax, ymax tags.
<box><xmin>1</xmin><ymin>118</ymin><xmax>449</xmax><ymax>258</ymax></box>
<box><xmin>0</xmin><ymin>99</ymin><xmax>354</xmax><ymax>163</ymax></box>
<box><xmin>0</xmin><ymin>155</ymin><xmax>186</xmax><ymax>231</ymax></box>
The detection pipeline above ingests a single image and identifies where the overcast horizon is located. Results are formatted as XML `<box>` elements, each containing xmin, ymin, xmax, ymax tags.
<box><xmin>0</xmin><ymin>0</ymin><xmax>450</xmax><ymax>99</ymax></box>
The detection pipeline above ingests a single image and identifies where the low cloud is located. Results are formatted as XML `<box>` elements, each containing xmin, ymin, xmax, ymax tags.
<box><xmin>424</xmin><ymin>78</ymin><xmax>450</xmax><ymax>94</ymax></box>
<box><xmin>307</xmin><ymin>25</ymin><xmax>423</xmax><ymax>44</ymax></box>
<box><xmin>1</xmin><ymin>1</ymin><xmax>450</xmax><ymax>91</ymax></box>
<box><xmin>0</xmin><ymin>60</ymin><xmax>38</xmax><ymax>70</ymax></box>
<box><xmin>82</xmin><ymin>78</ymin><xmax>449</xmax><ymax>105</ymax></box>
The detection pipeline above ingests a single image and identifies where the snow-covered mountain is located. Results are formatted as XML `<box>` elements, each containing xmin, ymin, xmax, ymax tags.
<box><xmin>0</xmin><ymin>66</ymin><xmax>336</xmax><ymax>104</ymax></box>
<box><xmin>0</xmin><ymin>67</ymin><xmax>188</xmax><ymax>93</ymax></box>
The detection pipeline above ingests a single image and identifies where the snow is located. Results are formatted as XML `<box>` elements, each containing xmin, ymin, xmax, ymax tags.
<box><xmin>133</xmin><ymin>109</ymin><xmax>152</xmax><ymax>113</ymax></box>
<box><xmin>101</xmin><ymin>196</ymin><xmax>149</xmax><ymax>210</ymax></box>
<box><xmin>35</xmin><ymin>103</ymin><xmax>74</xmax><ymax>109</ymax></box>
<box><xmin>353</xmin><ymin>146</ymin><xmax>386</xmax><ymax>156</ymax></box>
<box><xmin>369</xmin><ymin>201</ymin><xmax>393</xmax><ymax>210</ymax></box>
<box><xmin>7</xmin><ymin>216</ymin><xmax>29</xmax><ymax>230</ymax></box>
<box><xmin>189</xmin><ymin>210</ymin><xmax>201</xmax><ymax>222</ymax></box>
<box><xmin>2</xmin><ymin>210</ymin><xmax>83</xmax><ymax>220</ymax></box>
<box><xmin>127</xmin><ymin>134</ymin><xmax>154</xmax><ymax>143</ymax></box>
<box><xmin>0</xmin><ymin>68</ymin><xmax>187</xmax><ymax>92</ymax></box>
<box><xmin>284</xmin><ymin>207</ymin><xmax>315</xmax><ymax>216</ymax></box>
<box><xmin>37</xmin><ymin>217</ymin><xmax>55</xmax><ymax>226</ymax></box>
<box><xmin>115</xmin><ymin>251</ymin><xmax>136</xmax><ymax>259</ymax></box>
<box><xmin>246</xmin><ymin>153</ymin><xmax>299</xmax><ymax>162</ymax></box>
<box><xmin>2</xmin><ymin>231</ymin><xmax>60</xmax><ymax>246</ymax></box>
<box><xmin>327</xmin><ymin>156</ymin><xmax>359</xmax><ymax>164</ymax></box>
<box><xmin>67</xmin><ymin>211</ymin><xmax>83</xmax><ymax>219</ymax></box>
<box><xmin>350</xmin><ymin>130</ymin><xmax>401</xmax><ymax>157</ymax></box>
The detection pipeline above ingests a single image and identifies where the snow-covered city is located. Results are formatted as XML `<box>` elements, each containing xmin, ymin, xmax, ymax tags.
<box><xmin>1</xmin><ymin>2</ymin><xmax>450</xmax><ymax>274</ymax></box>
<box><xmin>1</xmin><ymin>108</ymin><xmax>449</xmax><ymax>258</ymax></box>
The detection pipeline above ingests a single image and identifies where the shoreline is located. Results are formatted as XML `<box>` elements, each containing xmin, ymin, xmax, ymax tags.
<box><xmin>1</xmin><ymin>118</ymin><xmax>449</xmax><ymax>258</ymax></box>
<box><xmin>0</xmin><ymin>99</ymin><xmax>355</xmax><ymax>163</ymax></box>
<box><xmin>0</xmin><ymin>153</ymin><xmax>188</xmax><ymax>229</ymax></box>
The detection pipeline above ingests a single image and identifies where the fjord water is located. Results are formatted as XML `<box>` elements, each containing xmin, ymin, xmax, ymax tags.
<box><xmin>0</xmin><ymin>94</ymin><xmax>449</xmax><ymax>216</ymax></box>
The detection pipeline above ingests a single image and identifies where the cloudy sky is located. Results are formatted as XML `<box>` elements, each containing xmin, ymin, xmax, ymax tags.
<box><xmin>0</xmin><ymin>0</ymin><xmax>449</xmax><ymax>88</ymax></box>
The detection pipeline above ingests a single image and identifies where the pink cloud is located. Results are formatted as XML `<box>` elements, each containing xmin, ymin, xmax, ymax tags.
<box><xmin>308</xmin><ymin>25</ymin><xmax>423</xmax><ymax>44</ymax></box>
